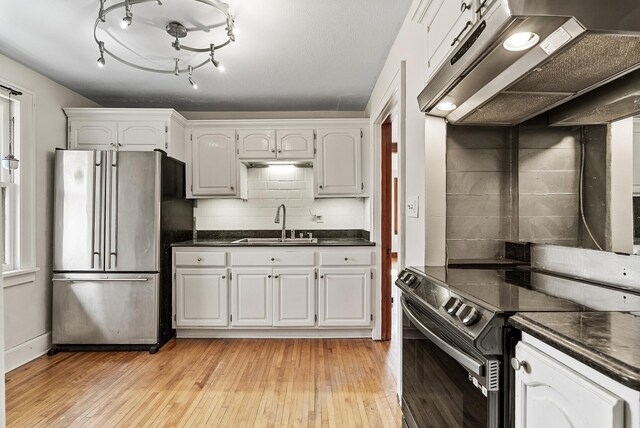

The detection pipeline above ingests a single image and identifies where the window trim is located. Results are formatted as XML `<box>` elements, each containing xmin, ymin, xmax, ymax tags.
<box><xmin>0</xmin><ymin>79</ymin><xmax>36</xmax><ymax>277</ymax></box>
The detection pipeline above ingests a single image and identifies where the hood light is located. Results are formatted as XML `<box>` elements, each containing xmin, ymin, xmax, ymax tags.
<box><xmin>503</xmin><ymin>32</ymin><xmax>540</xmax><ymax>51</ymax></box>
<box><xmin>436</xmin><ymin>101</ymin><xmax>457</xmax><ymax>112</ymax></box>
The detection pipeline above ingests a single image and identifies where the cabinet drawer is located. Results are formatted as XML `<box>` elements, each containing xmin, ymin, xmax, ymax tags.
<box><xmin>320</xmin><ymin>252</ymin><xmax>373</xmax><ymax>266</ymax></box>
<box><xmin>231</xmin><ymin>252</ymin><xmax>315</xmax><ymax>266</ymax></box>
<box><xmin>175</xmin><ymin>251</ymin><xmax>227</xmax><ymax>267</ymax></box>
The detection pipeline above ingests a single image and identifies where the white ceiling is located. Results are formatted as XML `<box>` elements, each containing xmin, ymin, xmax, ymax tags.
<box><xmin>0</xmin><ymin>0</ymin><xmax>413</xmax><ymax>111</ymax></box>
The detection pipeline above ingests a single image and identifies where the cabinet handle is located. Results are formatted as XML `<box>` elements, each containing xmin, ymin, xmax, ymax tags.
<box><xmin>344</xmin><ymin>257</ymin><xmax>349</xmax><ymax>261</ymax></box>
<box><xmin>230</xmin><ymin>186</ymin><xmax>234</xmax><ymax>191</ymax></box>
<box><xmin>451</xmin><ymin>21</ymin><xmax>472</xmax><ymax>46</ymax></box>
<box><xmin>271</xmin><ymin>258</ymin><xmax>275</xmax><ymax>261</ymax></box>
<box><xmin>271</xmin><ymin>149</ymin><xmax>275</xmax><ymax>152</ymax></box>
<box><xmin>222</xmin><ymin>275</ymin><xmax>226</xmax><ymax>279</ymax></box>
<box><xmin>510</xmin><ymin>357</ymin><xmax>529</xmax><ymax>372</ymax></box>
<box><xmin>475</xmin><ymin>0</ymin><xmax>488</xmax><ymax>13</ymax></box>
<box><xmin>268</xmin><ymin>275</ymin><xmax>272</xmax><ymax>278</ymax></box>
<box><xmin>197</xmin><ymin>257</ymin><xmax>202</xmax><ymax>261</ymax></box>
<box><xmin>278</xmin><ymin>149</ymin><xmax>282</xmax><ymax>153</ymax></box>
<box><xmin>319</xmin><ymin>185</ymin><xmax>323</xmax><ymax>189</ymax></box>
<box><xmin>320</xmin><ymin>275</ymin><xmax>324</xmax><ymax>279</ymax></box>
<box><xmin>460</xmin><ymin>1</ymin><xmax>471</xmax><ymax>12</ymax></box>
<box><xmin>274</xmin><ymin>275</ymin><xmax>279</xmax><ymax>278</ymax></box>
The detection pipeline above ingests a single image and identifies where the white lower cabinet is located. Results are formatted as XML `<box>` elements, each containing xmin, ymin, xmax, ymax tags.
<box><xmin>273</xmin><ymin>268</ymin><xmax>315</xmax><ymax>327</ymax></box>
<box><xmin>318</xmin><ymin>268</ymin><xmax>371</xmax><ymax>327</ymax></box>
<box><xmin>175</xmin><ymin>268</ymin><xmax>228</xmax><ymax>327</ymax></box>
<box><xmin>515</xmin><ymin>340</ymin><xmax>625</xmax><ymax>428</ymax></box>
<box><xmin>173</xmin><ymin>247</ymin><xmax>374</xmax><ymax>335</ymax></box>
<box><xmin>231</xmin><ymin>269</ymin><xmax>273</xmax><ymax>327</ymax></box>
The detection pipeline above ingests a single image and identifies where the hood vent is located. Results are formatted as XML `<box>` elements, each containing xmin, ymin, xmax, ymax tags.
<box><xmin>549</xmin><ymin>68</ymin><xmax>640</xmax><ymax>125</ymax></box>
<box><xmin>418</xmin><ymin>0</ymin><xmax>640</xmax><ymax>126</ymax></box>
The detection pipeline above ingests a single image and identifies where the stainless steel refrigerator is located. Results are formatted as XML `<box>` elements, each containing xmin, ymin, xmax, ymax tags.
<box><xmin>51</xmin><ymin>149</ymin><xmax>192</xmax><ymax>353</ymax></box>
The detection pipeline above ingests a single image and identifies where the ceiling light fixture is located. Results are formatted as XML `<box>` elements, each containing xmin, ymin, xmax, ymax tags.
<box><xmin>436</xmin><ymin>101</ymin><xmax>457</xmax><ymax>111</ymax></box>
<box><xmin>503</xmin><ymin>32</ymin><xmax>540</xmax><ymax>51</ymax></box>
<box><xmin>94</xmin><ymin>0</ymin><xmax>236</xmax><ymax>86</ymax></box>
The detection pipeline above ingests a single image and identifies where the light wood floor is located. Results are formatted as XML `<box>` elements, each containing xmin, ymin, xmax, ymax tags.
<box><xmin>6</xmin><ymin>338</ymin><xmax>401</xmax><ymax>427</ymax></box>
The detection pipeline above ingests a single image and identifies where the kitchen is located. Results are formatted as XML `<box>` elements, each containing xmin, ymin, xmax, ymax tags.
<box><xmin>0</xmin><ymin>0</ymin><xmax>639</xmax><ymax>427</ymax></box>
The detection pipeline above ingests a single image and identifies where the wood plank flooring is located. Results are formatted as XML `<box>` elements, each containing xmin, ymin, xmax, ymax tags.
<box><xmin>6</xmin><ymin>338</ymin><xmax>401</xmax><ymax>427</ymax></box>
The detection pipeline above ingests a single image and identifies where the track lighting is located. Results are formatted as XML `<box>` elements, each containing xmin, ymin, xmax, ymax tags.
<box><xmin>121</xmin><ymin>0</ymin><xmax>133</xmax><ymax>28</ymax></box>
<box><xmin>188</xmin><ymin>66</ymin><xmax>198</xmax><ymax>89</ymax></box>
<box><xmin>94</xmin><ymin>0</ymin><xmax>235</xmax><ymax>78</ymax></box>
<box><xmin>97</xmin><ymin>41</ymin><xmax>106</xmax><ymax>67</ymax></box>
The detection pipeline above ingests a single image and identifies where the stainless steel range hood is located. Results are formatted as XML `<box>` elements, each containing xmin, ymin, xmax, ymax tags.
<box><xmin>418</xmin><ymin>0</ymin><xmax>640</xmax><ymax>126</ymax></box>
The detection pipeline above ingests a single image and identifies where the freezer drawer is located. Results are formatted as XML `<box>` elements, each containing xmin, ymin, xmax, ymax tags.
<box><xmin>52</xmin><ymin>273</ymin><xmax>159</xmax><ymax>345</ymax></box>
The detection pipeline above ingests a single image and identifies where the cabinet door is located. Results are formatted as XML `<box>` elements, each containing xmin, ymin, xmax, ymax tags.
<box><xmin>318</xmin><ymin>268</ymin><xmax>371</xmax><ymax>327</ymax></box>
<box><xmin>231</xmin><ymin>269</ymin><xmax>273</xmax><ymax>327</ymax></box>
<box><xmin>191</xmin><ymin>129</ymin><xmax>237</xmax><ymax>196</ymax></box>
<box><xmin>118</xmin><ymin>121</ymin><xmax>166</xmax><ymax>151</ymax></box>
<box><xmin>276</xmin><ymin>129</ymin><xmax>315</xmax><ymax>160</ymax></box>
<box><xmin>69</xmin><ymin>120</ymin><xmax>117</xmax><ymax>150</ymax></box>
<box><xmin>175</xmin><ymin>268</ymin><xmax>228</xmax><ymax>327</ymax></box>
<box><xmin>425</xmin><ymin>0</ymin><xmax>476</xmax><ymax>80</ymax></box>
<box><xmin>238</xmin><ymin>129</ymin><xmax>276</xmax><ymax>159</ymax></box>
<box><xmin>514</xmin><ymin>342</ymin><xmax>624</xmax><ymax>428</ymax></box>
<box><xmin>273</xmin><ymin>268</ymin><xmax>315</xmax><ymax>327</ymax></box>
<box><xmin>315</xmin><ymin>129</ymin><xmax>362</xmax><ymax>196</ymax></box>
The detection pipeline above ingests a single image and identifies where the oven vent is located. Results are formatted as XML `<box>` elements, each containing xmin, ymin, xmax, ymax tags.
<box><xmin>487</xmin><ymin>360</ymin><xmax>500</xmax><ymax>391</ymax></box>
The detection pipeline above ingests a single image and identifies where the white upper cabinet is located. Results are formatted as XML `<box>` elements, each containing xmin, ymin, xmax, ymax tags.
<box><xmin>315</xmin><ymin>129</ymin><xmax>363</xmax><ymax>197</ymax></box>
<box><xmin>424</xmin><ymin>0</ymin><xmax>477</xmax><ymax>81</ymax></box>
<box><xmin>276</xmin><ymin>129</ymin><xmax>315</xmax><ymax>160</ymax></box>
<box><xmin>64</xmin><ymin>109</ymin><xmax>187</xmax><ymax>161</ymax></box>
<box><xmin>118</xmin><ymin>121</ymin><xmax>166</xmax><ymax>151</ymax></box>
<box><xmin>69</xmin><ymin>121</ymin><xmax>118</xmax><ymax>150</ymax></box>
<box><xmin>514</xmin><ymin>342</ymin><xmax>624</xmax><ymax>428</ymax></box>
<box><xmin>238</xmin><ymin>129</ymin><xmax>276</xmax><ymax>159</ymax></box>
<box><xmin>189</xmin><ymin>128</ymin><xmax>243</xmax><ymax>198</ymax></box>
<box><xmin>318</xmin><ymin>267</ymin><xmax>371</xmax><ymax>327</ymax></box>
<box><xmin>272</xmin><ymin>268</ymin><xmax>315</xmax><ymax>327</ymax></box>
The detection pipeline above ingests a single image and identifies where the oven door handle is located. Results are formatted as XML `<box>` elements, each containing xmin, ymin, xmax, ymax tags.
<box><xmin>401</xmin><ymin>295</ymin><xmax>484</xmax><ymax>376</ymax></box>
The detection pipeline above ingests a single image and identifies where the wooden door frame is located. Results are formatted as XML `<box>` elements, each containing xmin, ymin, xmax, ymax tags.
<box><xmin>380</xmin><ymin>117</ymin><xmax>393</xmax><ymax>341</ymax></box>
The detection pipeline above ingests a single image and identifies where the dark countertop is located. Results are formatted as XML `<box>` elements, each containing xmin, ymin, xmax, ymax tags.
<box><xmin>172</xmin><ymin>238</ymin><xmax>375</xmax><ymax>247</ymax></box>
<box><xmin>510</xmin><ymin>312</ymin><xmax>640</xmax><ymax>390</ymax></box>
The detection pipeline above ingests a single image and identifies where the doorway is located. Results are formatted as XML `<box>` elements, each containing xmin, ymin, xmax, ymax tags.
<box><xmin>380</xmin><ymin>115</ymin><xmax>398</xmax><ymax>341</ymax></box>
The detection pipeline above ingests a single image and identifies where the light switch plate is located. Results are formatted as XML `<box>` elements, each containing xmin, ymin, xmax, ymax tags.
<box><xmin>407</xmin><ymin>196</ymin><xmax>419</xmax><ymax>218</ymax></box>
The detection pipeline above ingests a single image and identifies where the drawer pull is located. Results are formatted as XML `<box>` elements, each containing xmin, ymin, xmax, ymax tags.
<box><xmin>271</xmin><ymin>258</ymin><xmax>275</xmax><ymax>261</ymax></box>
<box><xmin>460</xmin><ymin>1</ymin><xmax>471</xmax><ymax>12</ymax></box>
<box><xmin>451</xmin><ymin>21</ymin><xmax>472</xmax><ymax>46</ymax></box>
<box><xmin>344</xmin><ymin>257</ymin><xmax>349</xmax><ymax>261</ymax></box>
<box><xmin>197</xmin><ymin>257</ymin><xmax>202</xmax><ymax>261</ymax></box>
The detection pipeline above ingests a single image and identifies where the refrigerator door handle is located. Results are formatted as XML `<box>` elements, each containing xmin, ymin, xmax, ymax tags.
<box><xmin>92</xmin><ymin>152</ymin><xmax>103</xmax><ymax>269</ymax></box>
<box><xmin>109</xmin><ymin>151</ymin><xmax>118</xmax><ymax>269</ymax></box>
<box><xmin>52</xmin><ymin>278</ymin><xmax>150</xmax><ymax>282</ymax></box>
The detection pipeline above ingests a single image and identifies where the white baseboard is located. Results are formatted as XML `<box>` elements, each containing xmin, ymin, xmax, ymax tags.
<box><xmin>5</xmin><ymin>332</ymin><xmax>51</xmax><ymax>373</ymax></box>
<box><xmin>177</xmin><ymin>328</ymin><xmax>373</xmax><ymax>339</ymax></box>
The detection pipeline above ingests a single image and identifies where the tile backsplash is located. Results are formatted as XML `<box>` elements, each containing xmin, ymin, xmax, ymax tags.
<box><xmin>195</xmin><ymin>166</ymin><xmax>365</xmax><ymax>230</ymax></box>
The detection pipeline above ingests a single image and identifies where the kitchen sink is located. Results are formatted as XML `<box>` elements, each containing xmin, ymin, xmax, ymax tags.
<box><xmin>231</xmin><ymin>237</ymin><xmax>318</xmax><ymax>244</ymax></box>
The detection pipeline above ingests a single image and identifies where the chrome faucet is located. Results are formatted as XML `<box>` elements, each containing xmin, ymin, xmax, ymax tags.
<box><xmin>274</xmin><ymin>204</ymin><xmax>287</xmax><ymax>241</ymax></box>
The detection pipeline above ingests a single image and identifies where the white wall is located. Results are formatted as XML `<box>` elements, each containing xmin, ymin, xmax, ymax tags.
<box><xmin>0</xmin><ymin>53</ymin><xmax>98</xmax><ymax>370</ymax></box>
<box><xmin>196</xmin><ymin>166</ymin><xmax>365</xmax><ymax>230</ymax></box>
<box><xmin>365</xmin><ymin>0</ymin><xmax>446</xmax><ymax>267</ymax></box>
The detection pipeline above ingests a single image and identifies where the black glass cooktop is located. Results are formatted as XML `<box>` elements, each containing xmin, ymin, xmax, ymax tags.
<box><xmin>405</xmin><ymin>266</ymin><xmax>640</xmax><ymax>314</ymax></box>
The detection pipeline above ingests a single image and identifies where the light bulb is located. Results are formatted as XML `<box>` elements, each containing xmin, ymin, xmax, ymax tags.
<box><xmin>436</xmin><ymin>101</ymin><xmax>456</xmax><ymax>112</ymax></box>
<box><xmin>503</xmin><ymin>32</ymin><xmax>540</xmax><ymax>51</ymax></box>
<box><xmin>97</xmin><ymin>56</ymin><xmax>105</xmax><ymax>67</ymax></box>
<box><xmin>121</xmin><ymin>15</ymin><xmax>132</xmax><ymax>28</ymax></box>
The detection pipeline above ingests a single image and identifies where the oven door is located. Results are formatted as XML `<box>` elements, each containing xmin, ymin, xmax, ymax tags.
<box><xmin>401</xmin><ymin>294</ymin><xmax>500</xmax><ymax>428</ymax></box>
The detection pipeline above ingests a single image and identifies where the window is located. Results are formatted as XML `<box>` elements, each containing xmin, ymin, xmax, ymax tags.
<box><xmin>0</xmin><ymin>93</ymin><xmax>20</xmax><ymax>272</ymax></box>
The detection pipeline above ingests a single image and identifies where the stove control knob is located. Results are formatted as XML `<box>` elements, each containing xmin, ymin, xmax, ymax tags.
<box><xmin>443</xmin><ymin>297</ymin><xmax>463</xmax><ymax>315</ymax></box>
<box><xmin>457</xmin><ymin>305</ymin><xmax>480</xmax><ymax>326</ymax></box>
